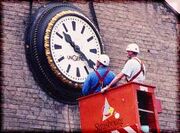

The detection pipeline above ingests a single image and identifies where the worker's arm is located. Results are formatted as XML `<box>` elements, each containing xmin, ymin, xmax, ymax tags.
<box><xmin>101</xmin><ymin>72</ymin><xmax>125</xmax><ymax>92</ymax></box>
<box><xmin>82</xmin><ymin>75</ymin><xmax>91</xmax><ymax>95</ymax></box>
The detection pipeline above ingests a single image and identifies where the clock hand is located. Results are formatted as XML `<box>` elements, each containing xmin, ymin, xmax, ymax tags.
<box><xmin>78</xmin><ymin>51</ymin><xmax>95</xmax><ymax>69</ymax></box>
<box><xmin>74</xmin><ymin>46</ymin><xmax>95</xmax><ymax>69</ymax></box>
<box><xmin>63</xmin><ymin>32</ymin><xmax>95</xmax><ymax>69</ymax></box>
<box><xmin>63</xmin><ymin>32</ymin><xmax>81</xmax><ymax>53</ymax></box>
<box><xmin>71</xmin><ymin>44</ymin><xmax>95</xmax><ymax>69</ymax></box>
<box><xmin>63</xmin><ymin>32</ymin><xmax>75</xmax><ymax>47</ymax></box>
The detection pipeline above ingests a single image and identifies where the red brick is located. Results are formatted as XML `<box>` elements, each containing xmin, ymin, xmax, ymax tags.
<box><xmin>1</xmin><ymin>0</ymin><xmax>179</xmax><ymax>132</ymax></box>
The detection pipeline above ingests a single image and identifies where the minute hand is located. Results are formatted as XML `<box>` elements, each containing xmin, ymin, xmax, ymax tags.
<box><xmin>73</xmin><ymin>45</ymin><xmax>95</xmax><ymax>69</ymax></box>
<box><xmin>63</xmin><ymin>32</ymin><xmax>95</xmax><ymax>69</ymax></box>
<box><xmin>77</xmin><ymin>50</ymin><xmax>95</xmax><ymax>69</ymax></box>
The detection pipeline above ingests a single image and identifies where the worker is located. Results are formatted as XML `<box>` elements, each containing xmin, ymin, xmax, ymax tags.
<box><xmin>82</xmin><ymin>54</ymin><xmax>115</xmax><ymax>96</ymax></box>
<box><xmin>101</xmin><ymin>43</ymin><xmax>145</xmax><ymax>92</ymax></box>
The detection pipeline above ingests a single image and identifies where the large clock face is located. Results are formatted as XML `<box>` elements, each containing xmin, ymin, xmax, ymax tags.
<box><xmin>26</xmin><ymin>4</ymin><xmax>103</xmax><ymax>104</ymax></box>
<box><xmin>45</xmin><ymin>10</ymin><xmax>103</xmax><ymax>87</ymax></box>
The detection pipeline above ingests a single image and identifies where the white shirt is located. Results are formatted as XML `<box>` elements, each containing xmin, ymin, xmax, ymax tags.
<box><xmin>121</xmin><ymin>57</ymin><xmax>145</xmax><ymax>82</ymax></box>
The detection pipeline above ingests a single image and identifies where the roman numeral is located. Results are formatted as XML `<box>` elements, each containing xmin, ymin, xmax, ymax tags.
<box><xmin>72</xmin><ymin>21</ymin><xmax>76</xmax><ymax>31</ymax></box>
<box><xmin>81</xmin><ymin>26</ymin><xmax>85</xmax><ymax>34</ymax></box>
<box><xmin>56</xmin><ymin>32</ymin><xmax>63</xmax><ymax>39</ymax></box>
<box><xmin>63</xmin><ymin>23</ymin><xmax>68</xmax><ymax>32</ymax></box>
<box><xmin>76</xmin><ymin>67</ymin><xmax>80</xmax><ymax>77</ymax></box>
<box><xmin>87</xmin><ymin>36</ymin><xmax>93</xmax><ymax>42</ymax></box>
<box><xmin>58</xmin><ymin>56</ymin><xmax>64</xmax><ymax>62</ymax></box>
<box><xmin>54</xmin><ymin>44</ymin><xmax>62</xmax><ymax>49</ymax></box>
<box><xmin>66</xmin><ymin>64</ymin><xmax>71</xmax><ymax>73</ymax></box>
<box><xmin>90</xmin><ymin>49</ymin><xmax>97</xmax><ymax>54</ymax></box>
<box><xmin>84</xmin><ymin>66</ymin><xmax>89</xmax><ymax>75</ymax></box>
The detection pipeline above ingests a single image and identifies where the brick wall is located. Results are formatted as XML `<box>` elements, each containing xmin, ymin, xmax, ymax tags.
<box><xmin>1</xmin><ymin>0</ymin><xmax>179</xmax><ymax>132</ymax></box>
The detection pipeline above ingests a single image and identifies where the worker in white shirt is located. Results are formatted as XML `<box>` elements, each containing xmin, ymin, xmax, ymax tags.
<box><xmin>101</xmin><ymin>43</ymin><xmax>145</xmax><ymax>92</ymax></box>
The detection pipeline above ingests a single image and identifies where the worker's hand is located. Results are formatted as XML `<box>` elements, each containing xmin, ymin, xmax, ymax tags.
<box><xmin>101</xmin><ymin>86</ymin><xmax>109</xmax><ymax>93</ymax></box>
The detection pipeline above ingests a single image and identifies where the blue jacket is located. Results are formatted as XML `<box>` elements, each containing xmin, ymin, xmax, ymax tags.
<box><xmin>82</xmin><ymin>67</ymin><xmax>115</xmax><ymax>95</ymax></box>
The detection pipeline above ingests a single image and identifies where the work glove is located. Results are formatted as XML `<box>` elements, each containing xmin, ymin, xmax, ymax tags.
<box><xmin>101</xmin><ymin>86</ymin><xmax>109</xmax><ymax>93</ymax></box>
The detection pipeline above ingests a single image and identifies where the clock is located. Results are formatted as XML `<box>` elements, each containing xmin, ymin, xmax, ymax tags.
<box><xmin>26</xmin><ymin>3</ymin><xmax>103</xmax><ymax>104</ymax></box>
<box><xmin>45</xmin><ymin>9</ymin><xmax>102</xmax><ymax>86</ymax></box>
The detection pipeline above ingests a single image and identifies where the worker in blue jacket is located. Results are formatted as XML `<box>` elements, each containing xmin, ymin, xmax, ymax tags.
<box><xmin>82</xmin><ymin>54</ymin><xmax>115</xmax><ymax>96</ymax></box>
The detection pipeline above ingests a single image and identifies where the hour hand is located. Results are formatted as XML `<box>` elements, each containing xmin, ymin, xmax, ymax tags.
<box><xmin>63</xmin><ymin>32</ymin><xmax>74</xmax><ymax>46</ymax></box>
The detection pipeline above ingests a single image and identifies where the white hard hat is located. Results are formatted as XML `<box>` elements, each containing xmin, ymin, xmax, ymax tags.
<box><xmin>126</xmin><ymin>43</ymin><xmax>140</xmax><ymax>53</ymax></box>
<box><xmin>97</xmin><ymin>54</ymin><xmax>110</xmax><ymax>66</ymax></box>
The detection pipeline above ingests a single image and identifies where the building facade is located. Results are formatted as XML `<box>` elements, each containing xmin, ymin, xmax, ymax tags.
<box><xmin>1</xmin><ymin>0</ymin><xmax>179</xmax><ymax>132</ymax></box>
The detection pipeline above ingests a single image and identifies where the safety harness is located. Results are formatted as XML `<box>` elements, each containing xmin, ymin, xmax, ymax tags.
<box><xmin>127</xmin><ymin>57</ymin><xmax>145</xmax><ymax>82</ymax></box>
<box><xmin>90</xmin><ymin>69</ymin><xmax>110</xmax><ymax>94</ymax></box>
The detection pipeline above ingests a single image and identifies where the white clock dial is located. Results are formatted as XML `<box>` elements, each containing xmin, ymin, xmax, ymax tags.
<box><xmin>45</xmin><ymin>11</ymin><xmax>102</xmax><ymax>84</ymax></box>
